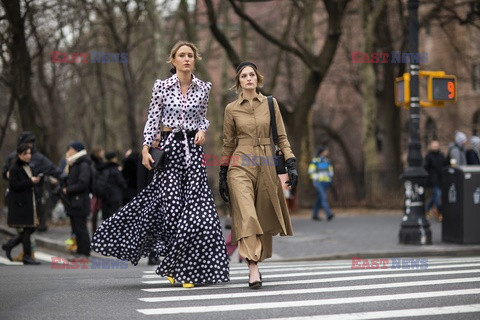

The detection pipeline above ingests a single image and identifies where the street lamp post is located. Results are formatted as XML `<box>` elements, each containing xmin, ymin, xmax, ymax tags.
<box><xmin>399</xmin><ymin>0</ymin><xmax>432</xmax><ymax>245</ymax></box>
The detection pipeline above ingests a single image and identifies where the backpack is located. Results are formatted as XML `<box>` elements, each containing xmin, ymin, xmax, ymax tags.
<box><xmin>90</xmin><ymin>165</ymin><xmax>110</xmax><ymax>199</ymax></box>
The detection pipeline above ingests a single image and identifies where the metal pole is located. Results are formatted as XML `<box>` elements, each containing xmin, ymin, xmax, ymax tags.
<box><xmin>399</xmin><ymin>0</ymin><xmax>432</xmax><ymax>245</ymax></box>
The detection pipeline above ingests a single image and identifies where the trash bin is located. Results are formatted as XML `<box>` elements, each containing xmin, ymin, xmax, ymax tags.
<box><xmin>441</xmin><ymin>165</ymin><xmax>480</xmax><ymax>244</ymax></box>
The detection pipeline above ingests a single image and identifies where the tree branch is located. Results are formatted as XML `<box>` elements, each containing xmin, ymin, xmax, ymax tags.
<box><xmin>204</xmin><ymin>0</ymin><xmax>241</xmax><ymax>68</ymax></box>
<box><xmin>227</xmin><ymin>0</ymin><xmax>314</xmax><ymax>67</ymax></box>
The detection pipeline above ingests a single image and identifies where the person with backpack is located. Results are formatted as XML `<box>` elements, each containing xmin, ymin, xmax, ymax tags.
<box><xmin>101</xmin><ymin>152</ymin><xmax>127</xmax><ymax>221</ymax></box>
<box><xmin>62</xmin><ymin>141</ymin><xmax>92</xmax><ymax>259</ymax></box>
<box><xmin>308</xmin><ymin>146</ymin><xmax>335</xmax><ymax>221</ymax></box>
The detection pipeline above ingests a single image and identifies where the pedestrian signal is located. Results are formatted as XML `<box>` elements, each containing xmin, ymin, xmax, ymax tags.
<box><xmin>394</xmin><ymin>71</ymin><xmax>457</xmax><ymax>108</ymax></box>
<box><xmin>429</xmin><ymin>76</ymin><xmax>457</xmax><ymax>103</ymax></box>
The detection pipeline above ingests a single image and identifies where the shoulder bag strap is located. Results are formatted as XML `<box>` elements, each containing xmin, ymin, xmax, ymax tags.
<box><xmin>267</xmin><ymin>96</ymin><xmax>279</xmax><ymax>151</ymax></box>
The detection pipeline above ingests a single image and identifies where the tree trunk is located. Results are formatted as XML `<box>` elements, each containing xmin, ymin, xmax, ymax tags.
<box><xmin>360</xmin><ymin>0</ymin><xmax>386</xmax><ymax>206</ymax></box>
<box><xmin>1</xmin><ymin>0</ymin><xmax>42</xmax><ymax>146</ymax></box>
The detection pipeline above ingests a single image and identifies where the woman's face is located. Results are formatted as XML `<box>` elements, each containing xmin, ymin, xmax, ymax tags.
<box><xmin>239</xmin><ymin>66</ymin><xmax>257</xmax><ymax>92</ymax></box>
<box><xmin>19</xmin><ymin>149</ymin><xmax>32</xmax><ymax>163</ymax></box>
<box><xmin>172</xmin><ymin>45</ymin><xmax>195</xmax><ymax>73</ymax></box>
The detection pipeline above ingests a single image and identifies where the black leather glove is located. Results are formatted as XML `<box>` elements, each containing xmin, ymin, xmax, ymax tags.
<box><xmin>285</xmin><ymin>158</ymin><xmax>298</xmax><ymax>188</ymax></box>
<box><xmin>219</xmin><ymin>165</ymin><xmax>230</xmax><ymax>202</ymax></box>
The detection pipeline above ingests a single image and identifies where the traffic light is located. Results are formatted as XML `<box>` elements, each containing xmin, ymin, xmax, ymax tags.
<box><xmin>394</xmin><ymin>73</ymin><xmax>410</xmax><ymax>107</ymax></box>
<box><xmin>395</xmin><ymin>71</ymin><xmax>457</xmax><ymax>108</ymax></box>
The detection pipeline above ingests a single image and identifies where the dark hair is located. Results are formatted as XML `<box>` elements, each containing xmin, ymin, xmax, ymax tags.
<box><xmin>10</xmin><ymin>143</ymin><xmax>32</xmax><ymax>171</ymax></box>
<box><xmin>17</xmin><ymin>143</ymin><xmax>31</xmax><ymax>155</ymax></box>
<box><xmin>105</xmin><ymin>151</ymin><xmax>117</xmax><ymax>161</ymax></box>
<box><xmin>231</xmin><ymin>62</ymin><xmax>264</xmax><ymax>93</ymax></box>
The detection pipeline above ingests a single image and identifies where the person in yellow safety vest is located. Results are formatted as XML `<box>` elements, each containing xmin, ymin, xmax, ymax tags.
<box><xmin>308</xmin><ymin>146</ymin><xmax>334</xmax><ymax>221</ymax></box>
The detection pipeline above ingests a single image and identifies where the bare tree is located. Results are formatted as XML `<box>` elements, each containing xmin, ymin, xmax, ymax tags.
<box><xmin>205</xmin><ymin>0</ymin><xmax>351</xmax><ymax>204</ymax></box>
<box><xmin>1</xmin><ymin>0</ymin><xmax>42</xmax><ymax>147</ymax></box>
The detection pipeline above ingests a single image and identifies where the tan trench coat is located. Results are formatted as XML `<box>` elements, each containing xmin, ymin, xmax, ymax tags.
<box><xmin>222</xmin><ymin>92</ymin><xmax>294</xmax><ymax>255</ymax></box>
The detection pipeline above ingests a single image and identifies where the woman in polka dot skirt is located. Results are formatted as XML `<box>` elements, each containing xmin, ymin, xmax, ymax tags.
<box><xmin>91</xmin><ymin>41</ymin><xmax>230</xmax><ymax>288</ymax></box>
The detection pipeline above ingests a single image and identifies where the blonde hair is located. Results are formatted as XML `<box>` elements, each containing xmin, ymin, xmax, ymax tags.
<box><xmin>166</xmin><ymin>41</ymin><xmax>202</xmax><ymax>64</ymax></box>
<box><xmin>231</xmin><ymin>64</ymin><xmax>264</xmax><ymax>93</ymax></box>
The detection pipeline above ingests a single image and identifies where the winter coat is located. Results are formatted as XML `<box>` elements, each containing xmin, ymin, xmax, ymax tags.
<box><xmin>447</xmin><ymin>143</ymin><xmax>467</xmax><ymax>166</ymax></box>
<box><xmin>221</xmin><ymin>93</ymin><xmax>294</xmax><ymax>247</ymax></box>
<box><xmin>2</xmin><ymin>148</ymin><xmax>64</xmax><ymax>203</ymax></box>
<box><xmin>7</xmin><ymin>159</ymin><xmax>38</xmax><ymax>227</ymax></box>
<box><xmin>65</xmin><ymin>154</ymin><xmax>92</xmax><ymax>217</ymax></box>
<box><xmin>466</xmin><ymin>148</ymin><xmax>480</xmax><ymax>165</ymax></box>
<box><xmin>424</xmin><ymin>150</ymin><xmax>446</xmax><ymax>187</ymax></box>
<box><xmin>103</xmin><ymin>162</ymin><xmax>127</xmax><ymax>204</ymax></box>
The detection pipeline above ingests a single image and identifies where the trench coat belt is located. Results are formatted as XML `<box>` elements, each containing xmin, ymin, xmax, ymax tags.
<box><xmin>237</xmin><ymin>137</ymin><xmax>271</xmax><ymax>146</ymax></box>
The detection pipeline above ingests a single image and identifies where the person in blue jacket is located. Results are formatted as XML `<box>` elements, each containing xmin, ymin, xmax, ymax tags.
<box><xmin>308</xmin><ymin>146</ymin><xmax>334</xmax><ymax>221</ymax></box>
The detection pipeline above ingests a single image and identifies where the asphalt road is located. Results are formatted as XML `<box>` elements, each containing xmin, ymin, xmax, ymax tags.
<box><xmin>1</xmin><ymin>238</ymin><xmax>480</xmax><ymax>320</ymax></box>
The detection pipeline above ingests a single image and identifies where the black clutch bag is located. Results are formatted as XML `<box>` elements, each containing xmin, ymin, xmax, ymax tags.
<box><xmin>149</xmin><ymin>147</ymin><xmax>167</xmax><ymax>170</ymax></box>
<box><xmin>268</xmin><ymin>96</ymin><xmax>287</xmax><ymax>174</ymax></box>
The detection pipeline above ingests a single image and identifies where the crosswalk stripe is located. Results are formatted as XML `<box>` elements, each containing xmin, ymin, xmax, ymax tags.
<box><xmin>34</xmin><ymin>251</ymin><xmax>58</xmax><ymax>262</ymax></box>
<box><xmin>256</xmin><ymin>304</ymin><xmax>480</xmax><ymax>320</ymax></box>
<box><xmin>139</xmin><ymin>276</ymin><xmax>480</xmax><ymax>302</ymax></box>
<box><xmin>141</xmin><ymin>257</ymin><xmax>480</xmax><ymax>274</ymax></box>
<box><xmin>0</xmin><ymin>256</ymin><xmax>22</xmax><ymax>265</ymax></box>
<box><xmin>141</xmin><ymin>268</ymin><xmax>480</xmax><ymax>291</ymax></box>
<box><xmin>140</xmin><ymin>262</ymin><xmax>480</xmax><ymax>280</ymax></box>
<box><xmin>136</xmin><ymin>288</ymin><xmax>480</xmax><ymax>315</ymax></box>
<box><xmin>141</xmin><ymin>257</ymin><xmax>480</xmax><ymax>275</ymax></box>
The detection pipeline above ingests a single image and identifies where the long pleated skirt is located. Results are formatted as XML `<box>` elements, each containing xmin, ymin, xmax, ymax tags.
<box><xmin>91</xmin><ymin>135</ymin><xmax>230</xmax><ymax>284</ymax></box>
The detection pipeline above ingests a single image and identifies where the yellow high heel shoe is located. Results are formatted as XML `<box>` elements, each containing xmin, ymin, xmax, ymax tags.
<box><xmin>182</xmin><ymin>283</ymin><xmax>194</xmax><ymax>288</ymax></box>
<box><xmin>167</xmin><ymin>276</ymin><xmax>175</xmax><ymax>284</ymax></box>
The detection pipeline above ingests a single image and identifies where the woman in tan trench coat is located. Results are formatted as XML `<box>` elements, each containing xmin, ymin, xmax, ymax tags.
<box><xmin>219</xmin><ymin>62</ymin><xmax>298</xmax><ymax>289</ymax></box>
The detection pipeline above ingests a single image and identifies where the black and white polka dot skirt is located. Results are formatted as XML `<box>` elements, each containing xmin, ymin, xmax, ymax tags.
<box><xmin>91</xmin><ymin>135</ymin><xmax>230</xmax><ymax>284</ymax></box>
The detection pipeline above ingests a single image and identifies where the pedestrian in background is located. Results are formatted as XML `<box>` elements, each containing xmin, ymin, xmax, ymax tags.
<box><xmin>91</xmin><ymin>41</ymin><xmax>229</xmax><ymax>288</ymax></box>
<box><xmin>2</xmin><ymin>131</ymin><xmax>64</xmax><ymax>232</ymax></box>
<box><xmin>89</xmin><ymin>146</ymin><xmax>106</xmax><ymax>235</ymax></box>
<box><xmin>424</xmin><ymin>140</ymin><xmax>445</xmax><ymax>222</ymax></box>
<box><xmin>466</xmin><ymin>136</ymin><xmax>480</xmax><ymax>165</ymax></box>
<box><xmin>219</xmin><ymin>61</ymin><xmax>297</xmax><ymax>289</ymax></box>
<box><xmin>121</xmin><ymin>149</ymin><xmax>140</xmax><ymax>205</ymax></box>
<box><xmin>2</xmin><ymin>143</ymin><xmax>42</xmax><ymax>265</ymax></box>
<box><xmin>63</xmin><ymin>141</ymin><xmax>92</xmax><ymax>259</ymax></box>
<box><xmin>447</xmin><ymin>130</ymin><xmax>467</xmax><ymax>166</ymax></box>
<box><xmin>308</xmin><ymin>146</ymin><xmax>334</xmax><ymax>221</ymax></box>
<box><xmin>101</xmin><ymin>151</ymin><xmax>127</xmax><ymax>221</ymax></box>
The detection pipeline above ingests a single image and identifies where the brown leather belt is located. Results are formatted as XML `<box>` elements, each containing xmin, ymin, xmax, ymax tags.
<box><xmin>237</xmin><ymin>137</ymin><xmax>271</xmax><ymax>146</ymax></box>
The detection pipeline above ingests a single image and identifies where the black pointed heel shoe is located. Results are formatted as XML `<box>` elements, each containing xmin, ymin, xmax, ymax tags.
<box><xmin>248</xmin><ymin>280</ymin><xmax>262</xmax><ymax>289</ymax></box>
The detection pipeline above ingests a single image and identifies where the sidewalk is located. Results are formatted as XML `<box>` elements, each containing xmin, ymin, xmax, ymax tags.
<box><xmin>1</xmin><ymin>209</ymin><xmax>479</xmax><ymax>261</ymax></box>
